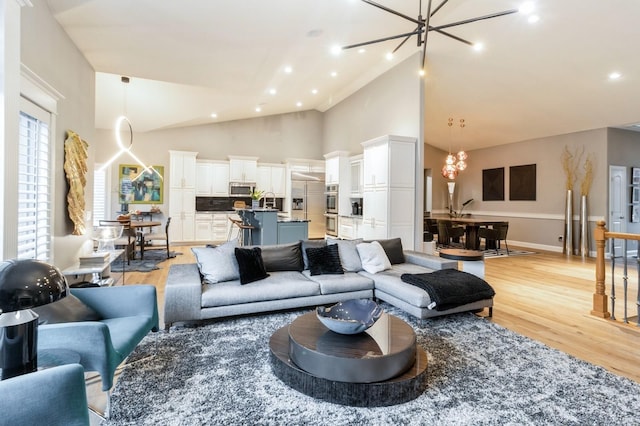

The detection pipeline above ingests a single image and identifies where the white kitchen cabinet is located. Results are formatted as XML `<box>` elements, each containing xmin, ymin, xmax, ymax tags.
<box><xmin>325</xmin><ymin>156</ymin><xmax>340</xmax><ymax>184</ymax></box>
<box><xmin>338</xmin><ymin>216</ymin><xmax>363</xmax><ymax>240</ymax></box>
<box><xmin>229</xmin><ymin>156</ymin><xmax>258</xmax><ymax>183</ymax></box>
<box><xmin>361</xmin><ymin>135</ymin><xmax>416</xmax><ymax>248</ymax></box>
<box><xmin>323</xmin><ymin>151</ymin><xmax>352</xmax><ymax>216</ymax></box>
<box><xmin>211</xmin><ymin>162</ymin><xmax>230</xmax><ymax>196</ymax></box>
<box><xmin>257</xmin><ymin>164</ymin><xmax>286</xmax><ymax>197</ymax></box>
<box><xmin>169</xmin><ymin>151</ymin><xmax>197</xmax><ymax>189</ymax></box>
<box><xmin>212</xmin><ymin>213</ymin><xmax>230</xmax><ymax>242</ymax></box>
<box><xmin>196</xmin><ymin>162</ymin><xmax>212</xmax><ymax>196</ymax></box>
<box><xmin>170</xmin><ymin>151</ymin><xmax>197</xmax><ymax>242</ymax></box>
<box><xmin>195</xmin><ymin>213</ymin><xmax>213</xmax><ymax>241</ymax></box>
<box><xmin>286</xmin><ymin>159</ymin><xmax>325</xmax><ymax>173</ymax></box>
<box><xmin>196</xmin><ymin>161</ymin><xmax>229</xmax><ymax>196</ymax></box>
<box><xmin>350</xmin><ymin>157</ymin><xmax>363</xmax><ymax>196</ymax></box>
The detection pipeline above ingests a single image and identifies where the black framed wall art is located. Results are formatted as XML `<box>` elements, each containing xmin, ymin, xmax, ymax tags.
<box><xmin>482</xmin><ymin>167</ymin><xmax>505</xmax><ymax>201</ymax></box>
<box><xmin>509</xmin><ymin>164</ymin><xmax>536</xmax><ymax>201</ymax></box>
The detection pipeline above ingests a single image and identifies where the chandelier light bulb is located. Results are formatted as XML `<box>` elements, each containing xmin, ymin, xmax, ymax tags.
<box><xmin>457</xmin><ymin>150</ymin><xmax>468</xmax><ymax>161</ymax></box>
<box><xmin>456</xmin><ymin>160</ymin><xmax>467</xmax><ymax>171</ymax></box>
<box><xmin>446</xmin><ymin>154</ymin><xmax>456</xmax><ymax>165</ymax></box>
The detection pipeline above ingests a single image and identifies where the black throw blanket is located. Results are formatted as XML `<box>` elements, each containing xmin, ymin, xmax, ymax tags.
<box><xmin>401</xmin><ymin>269</ymin><xmax>495</xmax><ymax>311</ymax></box>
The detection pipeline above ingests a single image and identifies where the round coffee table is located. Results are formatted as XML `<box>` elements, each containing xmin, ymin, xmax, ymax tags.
<box><xmin>269</xmin><ymin>311</ymin><xmax>428</xmax><ymax>407</ymax></box>
<box><xmin>439</xmin><ymin>248</ymin><xmax>485</xmax><ymax>278</ymax></box>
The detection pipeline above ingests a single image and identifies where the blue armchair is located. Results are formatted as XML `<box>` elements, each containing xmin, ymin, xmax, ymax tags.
<box><xmin>0</xmin><ymin>364</ymin><xmax>90</xmax><ymax>425</ymax></box>
<box><xmin>38</xmin><ymin>285</ymin><xmax>159</xmax><ymax>391</ymax></box>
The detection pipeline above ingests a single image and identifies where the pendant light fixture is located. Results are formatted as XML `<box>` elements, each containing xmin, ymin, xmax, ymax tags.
<box><xmin>456</xmin><ymin>118</ymin><xmax>468</xmax><ymax>171</ymax></box>
<box><xmin>441</xmin><ymin>117</ymin><xmax>458</xmax><ymax>179</ymax></box>
<box><xmin>99</xmin><ymin>76</ymin><xmax>157</xmax><ymax>177</ymax></box>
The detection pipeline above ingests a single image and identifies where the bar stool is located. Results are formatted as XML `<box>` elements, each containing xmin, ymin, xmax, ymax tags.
<box><xmin>228</xmin><ymin>217</ymin><xmax>255</xmax><ymax>246</ymax></box>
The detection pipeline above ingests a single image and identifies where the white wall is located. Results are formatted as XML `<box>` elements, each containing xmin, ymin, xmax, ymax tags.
<box><xmin>17</xmin><ymin>2</ymin><xmax>96</xmax><ymax>268</ymax></box>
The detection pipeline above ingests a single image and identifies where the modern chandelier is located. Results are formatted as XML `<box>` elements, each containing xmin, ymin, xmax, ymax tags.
<box><xmin>341</xmin><ymin>0</ymin><xmax>522</xmax><ymax>73</ymax></box>
<box><xmin>99</xmin><ymin>76</ymin><xmax>158</xmax><ymax>179</ymax></box>
<box><xmin>441</xmin><ymin>117</ymin><xmax>468</xmax><ymax>180</ymax></box>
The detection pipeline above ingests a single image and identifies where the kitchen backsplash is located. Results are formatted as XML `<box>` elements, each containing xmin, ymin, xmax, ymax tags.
<box><xmin>196</xmin><ymin>197</ymin><xmax>283</xmax><ymax>211</ymax></box>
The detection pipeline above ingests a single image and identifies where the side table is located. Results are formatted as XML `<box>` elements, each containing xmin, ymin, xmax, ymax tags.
<box><xmin>62</xmin><ymin>249</ymin><xmax>125</xmax><ymax>286</ymax></box>
<box><xmin>439</xmin><ymin>248</ymin><xmax>485</xmax><ymax>278</ymax></box>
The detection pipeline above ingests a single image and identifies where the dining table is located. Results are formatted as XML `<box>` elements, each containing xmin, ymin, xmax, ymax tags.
<box><xmin>430</xmin><ymin>215</ymin><xmax>506</xmax><ymax>250</ymax></box>
<box><xmin>130</xmin><ymin>220</ymin><xmax>162</xmax><ymax>259</ymax></box>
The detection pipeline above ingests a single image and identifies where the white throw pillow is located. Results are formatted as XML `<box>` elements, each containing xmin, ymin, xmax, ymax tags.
<box><xmin>192</xmin><ymin>240</ymin><xmax>239</xmax><ymax>284</ymax></box>
<box><xmin>356</xmin><ymin>241</ymin><xmax>392</xmax><ymax>274</ymax></box>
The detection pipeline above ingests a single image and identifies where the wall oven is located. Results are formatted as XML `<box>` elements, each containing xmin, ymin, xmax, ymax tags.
<box><xmin>324</xmin><ymin>213</ymin><xmax>338</xmax><ymax>237</ymax></box>
<box><xmin>229</xmin><ymin>182</ymin><xmax>255</xmax><ymax>197</ymax></box>
<box><xmin>325</xmin><ymin>184</ymin><xmax>338</xmax><ymax>214</ymax></box>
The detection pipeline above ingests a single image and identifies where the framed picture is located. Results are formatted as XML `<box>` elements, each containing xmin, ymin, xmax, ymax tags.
<box><xmin>482</xmin><ymin>167</ymin><xmax>505</xmax><ymax>201</ymax></box>
<box><xmin>633</xmin><ymin>167</ymin><xmax>640</xmax><ymax>185</ymax></box>
<box><xmin>509</xmin><ymin>164</ymin><xmax>537</xmax><ymax>201</ymax></box>
<box><xmin>632</xmin><ymin>205</ymin><xmax>640</xmax><ymax>223</ymax></box>
<box><xmin>633</xmin><ymin>186</ymin><xmax>640</xmax><ymax>204</ymax></box>
<box><xmin>119</xmin><ymin>164</ymin><xmax>164</xmax><ymax>204</ymax></box>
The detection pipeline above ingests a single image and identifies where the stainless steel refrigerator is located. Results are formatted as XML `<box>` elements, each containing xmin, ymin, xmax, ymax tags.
<box><xmin>291</xmin><ymin>172</ymin><xmax>326</xmax><ymax>239</ymax></box>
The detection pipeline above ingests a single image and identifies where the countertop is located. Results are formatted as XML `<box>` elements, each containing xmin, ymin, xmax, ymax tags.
<box><xmin>277</xmin><ymin>218</ymin><xmax>310</xmax><ymax>223</ymax></box>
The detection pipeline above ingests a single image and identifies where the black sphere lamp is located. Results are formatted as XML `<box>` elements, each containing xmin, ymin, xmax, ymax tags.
<box><xmin>0</xmin><ymin>259</ymin><xmax>67</xmax><ymax>379</ymax></box>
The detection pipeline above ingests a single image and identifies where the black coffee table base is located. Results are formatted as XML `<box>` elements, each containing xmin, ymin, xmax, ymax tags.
<box><xmin>269</xmin><ymin>326</ymin><xmax>429</xmax><ymax>407</ymax></box>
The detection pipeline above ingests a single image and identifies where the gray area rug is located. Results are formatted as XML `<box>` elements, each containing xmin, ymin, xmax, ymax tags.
<box><xmin>104</xmin><ymin>306</ymin><xmax>639</xmax><ymax>425</ymax></box>
<box><xmin>110</xmin><ymin>251</ymin><xmax>181</xmax><ymax>272</ymax></box>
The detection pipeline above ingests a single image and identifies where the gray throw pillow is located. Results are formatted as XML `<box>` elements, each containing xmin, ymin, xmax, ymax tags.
<box><xmin>259</xmin><ymin>242</ymin><xmax>303</xmax><ymax>272</ymax></box>
<box><xmin>328</xmin><ymin>239</ymin><xmax>363</xmax><ymax>272</ymax></box>
<box><xmin>301</xmin><ymin>239</ymin><xmax>327</xmax><ymax>270</ymax></box>
<box><xmin>192</xmin><ymin>240</ymin><xmax>240</xmax><ymax>284</ymax></box>
<box><xmin>33</xmin><ymin>293</ymin><xmax>102</xmax><ymax>325</ymax></box>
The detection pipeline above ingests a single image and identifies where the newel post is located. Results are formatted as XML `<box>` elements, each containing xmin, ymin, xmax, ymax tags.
<box><xmin>591</xmin><ymin>220</ymin><xmax>610</xmax><ymax>318</ymax></box>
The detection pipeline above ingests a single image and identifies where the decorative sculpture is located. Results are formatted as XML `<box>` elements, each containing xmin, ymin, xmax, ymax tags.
<box><xmin>64</xmin><ymin>130</ymin><xmax>89</xmax><ymax>235</ymax></box>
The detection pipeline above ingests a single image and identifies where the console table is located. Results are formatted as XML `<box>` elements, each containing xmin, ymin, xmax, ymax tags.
<box><xmin>269</xmin><ymin>311</ymin><xmax>428</xmax><ymax>406</ymax></box>
<box><xmin>62</xmin><ymin>249</ymin><xmax>125</xmax><ymax>286</ymax></box>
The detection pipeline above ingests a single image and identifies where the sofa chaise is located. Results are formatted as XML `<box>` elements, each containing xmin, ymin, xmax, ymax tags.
<box><xmin>164</xmin><ymin>238</ymin><xmax>494</xmax><ymax>329</ymax></box>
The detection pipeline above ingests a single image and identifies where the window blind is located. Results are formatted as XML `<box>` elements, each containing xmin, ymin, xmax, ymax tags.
<box><xmin>93</xmin><ymin>166</ymin><xmax>107</xmax><ymax>227</ymax></box>
<box><xmin>17</xmin><ymin>109</ymin><xmax>51</xmax><ymax>261</ymax></box>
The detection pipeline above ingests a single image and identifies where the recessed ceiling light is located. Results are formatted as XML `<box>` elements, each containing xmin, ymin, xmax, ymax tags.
<box><xmin>330</xmin><ymin>45</ymin><xmax>342</xmax><ymax>56</ymax></box>
<box><xmin>418</xmin><ymin>69</ymin><xmax>426</xmax><ymax>77</ymax></box>
<box><xmin>311</xmin><ymin>89</ymin><xmax>318</xmax><ymax>95</ymax></box>
<box><xmin>472</xmin><ymin>42</ymin><xmax>485</xmax><ymax>52</ymax></box>
<box><xmin>284</xmin><ymin>66</ymin><xmax>293</xmax><ymax>74</ymax></box>
<box><xmin>269</xmin><ymin>88</ymin><xmax>277</xmax><ymax>95</ymax></box>
<box><xmin>519</xmin><ymin>2</ymin><xmax>535</xmax><ymax>14</ymax></box>
<box><xmin>358</xmin><ymin>48</ymin><xmax>366</xmax><ymax>54</ymax></box>
<box><xmin>385</xmin><ymin>52</ymin><xmax>394</xmax><ymax>61</ymax></box>
<box><xmin>255</xmin><ymin>106</ymin><xmax>262</xmax><ymax>112</ymax></box>
<box><xmin>210</xmin><ymin>113</ymin><xmax>218</xmax><ymax>118</ymax></box>
<box><xmin>296</xmin><ymin>101</ymin><xmax>303</xmax><ymax>108</ymax></box>
<box><xmin>330</xmin><ymin>71</ymin><xmax>338</xmax><ymax>78</ymax></box>
<box><xmin>609</xmin><ymin>72</ymin><xmax>622</xmax><ymax>80</ymax></box>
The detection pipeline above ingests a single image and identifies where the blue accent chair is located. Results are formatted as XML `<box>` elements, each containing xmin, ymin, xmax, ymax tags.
<box><xmin>0</xmin><ymin>364</ymin><xmax>90</xmax><ymax>425</ymax></box>
<box><xmin>38</xmin><ymin>285</ymin><xmax>159</xmax><ymax>391</ymax></box>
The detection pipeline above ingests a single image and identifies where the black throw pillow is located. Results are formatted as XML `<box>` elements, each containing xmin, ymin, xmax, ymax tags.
<box><xmin>376</xmin><ymin>238</ymin><xmax>405</xmax><ymax>264</ymax></box>
<box><xmin>305</xmin><ymin>244</ymin><xmax>344</xmax><ymax>276</ymax></box>
<box><xmin>235</xmin><ymin>247</ymin><xmax>270</xmax><ymax>284</ymax></box>
<box><xmin>260</xmin><ymin>242</ymin><xmax>304</xmax><ymax>272</ymax></box>
<box><xmin>33</xmin><ymin>293</ymin><xmax>103</xmax><ymax>325</ymax></box>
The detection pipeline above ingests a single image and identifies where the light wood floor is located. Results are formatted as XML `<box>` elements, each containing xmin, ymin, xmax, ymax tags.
<box><xmin>124</xmin><ymin>245</ymin><xmax>640</xmax><ymax>384</ymax></box>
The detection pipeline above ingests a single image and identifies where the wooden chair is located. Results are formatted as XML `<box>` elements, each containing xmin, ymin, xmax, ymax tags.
<box><xmin>437</xmin><ymin>221</ymin><xmax>465</xmax><ymax>247</ymax></box>
<box><xmin>479</xmin><ymin>222</ymin><xmax>510</xmax><ymax>254</ymax></box>
<box><xmin>142</xmin><ymin>217</ymin><xmax>174</xmax><ymax>258</ymax></box>
<box><xmin>227</xmin><ymin>216</ymin><xmax>254</xmax><ymax>246</ymax></box>
<box><xmin>99</xmin><ymin>219</ymin><xmax>136</xmax><ymax>264</ymax></box>
<box><xmin>424</xmin><ymin>218</ymin><xmax>439</xmax><ymax>242</ymax></box>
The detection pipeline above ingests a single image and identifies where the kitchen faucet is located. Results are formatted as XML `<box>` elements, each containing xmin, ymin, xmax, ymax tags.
<box><xmin>262</xmin><ymin>192</ymin><xmax>277</xmax><ymax>209</ymax></box>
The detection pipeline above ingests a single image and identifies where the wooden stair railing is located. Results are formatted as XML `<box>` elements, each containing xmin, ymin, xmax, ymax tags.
<box><xmin>593</xmin><ymin>220</ymin><xmax>640</xmax><ymax>324</ymax></box>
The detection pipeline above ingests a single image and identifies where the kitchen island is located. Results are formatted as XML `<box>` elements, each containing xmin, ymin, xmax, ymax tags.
<box><xmin>236</xmin><ymin>208</ymin><xmax>309</xmax><ymax>245</ymax></box>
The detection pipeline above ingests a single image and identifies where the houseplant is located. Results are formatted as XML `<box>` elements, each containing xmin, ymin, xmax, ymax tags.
<box><xmin>250</xmin><ymin>189</ymin><xmax>264</xmax><ymax>209</ymax></box>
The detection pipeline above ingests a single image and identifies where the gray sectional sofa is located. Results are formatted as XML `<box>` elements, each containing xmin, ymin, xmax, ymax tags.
<box><xmin>163</xmin><ymin>238</ymin><xmax>494</xmax><ymax>329</ymax></box>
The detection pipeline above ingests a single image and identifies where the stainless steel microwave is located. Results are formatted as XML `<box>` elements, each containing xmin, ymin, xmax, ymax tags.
<box><xmin>229</xmin><ymin>182</ymin><xmax>254</xmax><ymax>197</ymax></box>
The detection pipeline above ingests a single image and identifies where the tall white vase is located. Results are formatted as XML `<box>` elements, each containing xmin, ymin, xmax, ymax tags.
<box><xmin>563</xmin><ymin>189</ymin><xmax>574</xmax><ymax>255</ymax></box>
<box><xmin>579</xmin><ymin>194</ymin><xmax>589</xmax><ymax>257</ymax></box>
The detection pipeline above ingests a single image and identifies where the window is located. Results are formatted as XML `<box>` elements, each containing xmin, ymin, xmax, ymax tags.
<box><xmin>17</xmin><ymin>100</ymin><xmax>52</xmax><ymax>261</ymax></box>
<box><xmin>93</xmin><ymin>166</ymin><xmax>108</xmax><ymax>227</ymax></box>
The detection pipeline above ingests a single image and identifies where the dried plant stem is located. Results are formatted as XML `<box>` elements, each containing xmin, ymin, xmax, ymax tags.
<box><xmin>561</xmin><ymin>146</ymin><xmax>583</xmax><ymax>191</ymax></box>
<box><xmin>581</xmin><ymin>154</ymin><xmax>594</xmax><ymax>196</ymax></box>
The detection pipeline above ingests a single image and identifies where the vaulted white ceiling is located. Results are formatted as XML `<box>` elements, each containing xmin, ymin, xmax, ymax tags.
<box><xmin>47</xmin><ymin>0</ymin><xmax>640</xmax><ymax>151</ymax></box>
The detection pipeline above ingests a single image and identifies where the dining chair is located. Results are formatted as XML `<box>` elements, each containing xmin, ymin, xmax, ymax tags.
<box><xmin>437</xmin><ymin>221</ymin><xmax>465</xmax><ymax>247</ymax></box>
<box><xmin>142</xmin><ymin>217</ymin><xmax>174</xmax><ymax>258</ymax></box>
<box><xmin>99</xmin><ymin>219</ymin><xmax>136</xmax><ymax>264</ymax></box>
<box><xmin>479</xmin><ymin>222</ymin><xmax>510</xmax><ymax>254</ymax></box>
